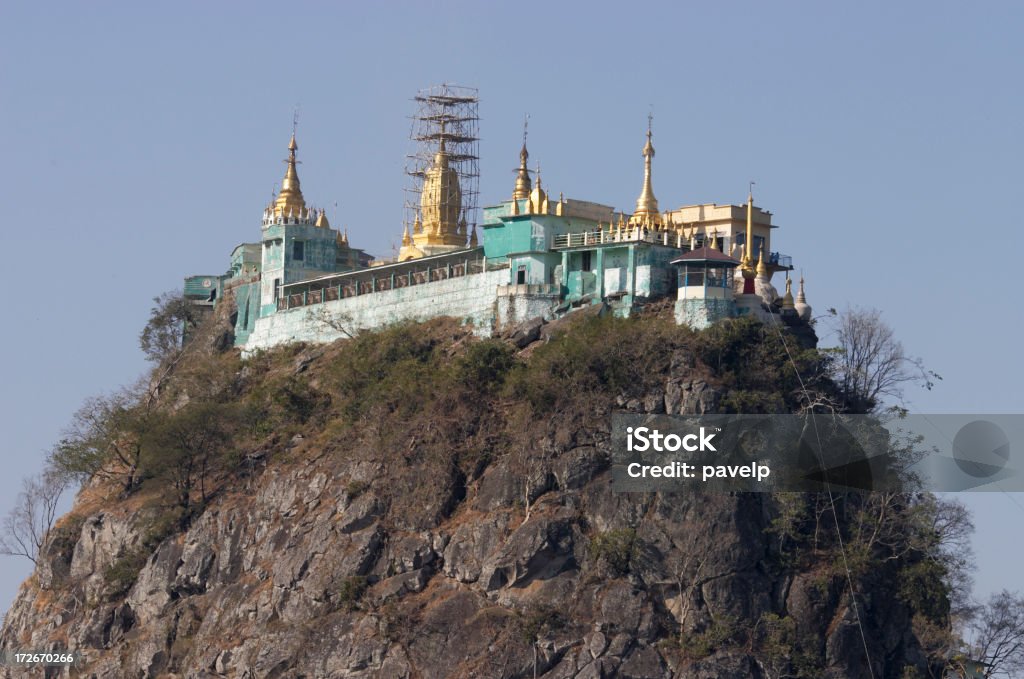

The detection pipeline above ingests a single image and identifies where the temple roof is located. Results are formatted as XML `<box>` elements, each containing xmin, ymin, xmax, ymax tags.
<box><xmin>671</xmin><ymin>246</ymin><xmax>741</xmax><ymax>266</ymax></box>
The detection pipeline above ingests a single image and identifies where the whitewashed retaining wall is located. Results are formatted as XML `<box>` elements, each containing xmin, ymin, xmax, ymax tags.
<box><xmin>244</xmin><ymin>269</ymin><xmax>508</xmax><ymax>355</ymax></box>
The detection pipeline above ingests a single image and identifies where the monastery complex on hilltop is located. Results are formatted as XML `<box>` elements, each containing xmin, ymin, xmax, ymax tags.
<box><xmin>184</xmin><ymin>86</ymin><xmax>812</xmax><ymax>353</ymax></box>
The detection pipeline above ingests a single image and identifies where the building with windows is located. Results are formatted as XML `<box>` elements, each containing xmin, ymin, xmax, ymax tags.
<box><xmin>184</xmin><ymin>102</ymin><xmax>811</xmax><ymax>353</ymax></box>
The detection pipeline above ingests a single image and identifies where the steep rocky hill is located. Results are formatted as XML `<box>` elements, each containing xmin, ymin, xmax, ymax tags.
<box><xmin>1</xmin><ymin>308</ymin><xmax>951</xmax><ymax>678</ymax></box>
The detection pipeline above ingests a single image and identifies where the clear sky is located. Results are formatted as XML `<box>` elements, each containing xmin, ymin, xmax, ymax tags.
<box><xmin>1</xmin><ymin>1</ymin><xmax>1022</xmax><ymax>617</ymax></box>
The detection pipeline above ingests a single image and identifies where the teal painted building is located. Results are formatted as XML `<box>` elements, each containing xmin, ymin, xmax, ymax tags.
<box><xmin>184</xmin><ymin>120</ymin><xmax>809</xmax><ymax>353</ymax></box>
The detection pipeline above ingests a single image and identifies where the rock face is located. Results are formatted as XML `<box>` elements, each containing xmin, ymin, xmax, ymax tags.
<box><xmin>1</xmin><ymin>327</ymin><xmax>929</xmax><ymax>679</ymax></box>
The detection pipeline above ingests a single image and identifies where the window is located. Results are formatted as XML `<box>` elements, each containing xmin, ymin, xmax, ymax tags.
<box><xmin>581</xmin><ymin>251</ymin><xmax>592</xmax><ymax>272</ymax></box>
<box><xmin>516</xmin><ymin>266</ymin><xmax>526</xmax><ymax>284</ymax></box>
<box><xmin>273</xmin><ymin>278</ymin><xmax>281</xmax><ymax>302</ymax></box>
<box><xmin>292</xmin><ymin>240</ymin><xmax>305</xmax><ymax>261</ymax></box>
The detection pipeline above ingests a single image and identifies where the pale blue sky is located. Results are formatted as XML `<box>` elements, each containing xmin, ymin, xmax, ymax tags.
<box><xmin>2</xmin><ymin>1</ymin><xmax>1022</xmax><ymax>616</ymax></box>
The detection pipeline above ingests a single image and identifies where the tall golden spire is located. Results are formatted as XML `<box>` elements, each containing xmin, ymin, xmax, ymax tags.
<box><xmin>743</xmin><ymin>184</ymin><xmax>754</xmax><ymax>270</ymax></box>
<box><xmin>740</xmin><ymin>188</ymin><xmax>758</xmax><ymax>295</ymax></box>
<box><xmin>631</xmin><ymin>114</ymin><xmax>661</xmax><ymax>226</ymax></box>
<box><xmin>274</xmin><ymin>133</ymin><xmax>306</xmax><ymax>218</ymax></box>
<box><xmin>513</xmin><ymin>115</ymin><xmax>532</xmax><ymax>200</ymax></box>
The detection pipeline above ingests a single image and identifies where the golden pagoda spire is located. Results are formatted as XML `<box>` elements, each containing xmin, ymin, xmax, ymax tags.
<box><xmin>743</xmin><ymin>183</ymin><xmax>754</xmax><ymax>270</ymax></box>
<box><xmin>782</xmin><ymin>273</ymin><xmax>795</xmax><ymax>309</ymax></box>
<box><xmin>402</xmin><ymin>223</ymin><xmax>412</xmax><ymax>246</ymax></box>
<box><xmin>274</xmin><ymin>133</ymin><xmax>306</xmax><ymax>218</ymax></box>
<box><xmin>631</xmin><ymin>114</ymin><xmax>661</xmax><ymax>227</ymax></box>
<box><xmin>756</xmin><ymin>246</ymin><xmax>769</xmax><ymax>278</ymax></box>
<box><xmin>513</xmin><ymin>115</ymin><xmax>532</xmax><ymax>200</ymax></box>
<box><xmin>797</xmin><ymin>275</ymin><xmax>807</xmax><ymax>304</ymax></box>
<box><xmin>708</xmin><ymin>230</ymin><xmax>719</xmax><ymax>251</ymax></box>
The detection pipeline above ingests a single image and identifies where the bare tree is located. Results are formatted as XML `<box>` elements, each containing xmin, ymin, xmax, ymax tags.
<box><xmin>0</xmin><ymin>468</ymin><xmax>70</xmax><ymax>564</ymax></box>
<box><xmin>957</xmin><ymin>590</ymin><xmax>1024</xmax><ymax>678</ymax></box>
<box><xmin>306</xmin><ymin>306</ymin><xmax>357</xmax><ymax>340</ymax></box>
<box><xmin>833</xmin><ymin>307</ymin><xmax>939</xmax><ymax>412</ymax></box>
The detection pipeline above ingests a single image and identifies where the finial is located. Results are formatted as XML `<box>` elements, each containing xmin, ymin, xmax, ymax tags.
<box><xmin>748</xmin><ymin>180</ymin><xmax>755</xmax><ymax>202</ymax></box>
<box><xmin>795</xmin><ymin>272</ymin><xmax>811</xmax><ymax>319</ymax></box>
<box><xmin>756</xmin><ymin>247</ymin><xmax>769</xmax><ymax>278</ymax></box>
<box><xmin>709</xmin><ymin>230</ymin><xmax>718</xmax><ymax>250</ymax></box>
<box><xmin>513</xmin><ymin>116</ymin><xmax>533</xmax><ymax>200</ymax></box>
<box><xmin>642</xmin><ymin>113</ymin><xmax>655</xmax><ymax>158</ymax></box>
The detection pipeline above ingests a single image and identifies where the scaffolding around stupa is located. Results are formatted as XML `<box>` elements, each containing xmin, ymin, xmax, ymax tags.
<box><xmin>403</xmin><ymin>84</ymin><xmax>481</xmax><ymax>242</ymax></box>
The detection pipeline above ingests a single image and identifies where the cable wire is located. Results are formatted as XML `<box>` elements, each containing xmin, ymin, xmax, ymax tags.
<box><xmin>762</xmin><ymin>308</ymin><xmax>878</xmax><ymax>679</ymax></box>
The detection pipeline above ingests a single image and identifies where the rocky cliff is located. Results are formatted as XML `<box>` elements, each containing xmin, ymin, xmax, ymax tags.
<box><xmin>1</xmin><ymin>309</ymin><xmax>948</xmax><ymax>678</ymax></box>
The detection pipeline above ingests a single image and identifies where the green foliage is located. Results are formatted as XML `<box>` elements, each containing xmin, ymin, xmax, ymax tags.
<box><xmin>766</xmin><ymin>492</ymin><xmax>812</xmax><ymax>565</ymax></box>
<box><xmin>104</xmin><ymin>547</ymin><xmax>150</xmax><ymax>598</ymax></box>
<box><xmin>49</xmin><ymin>389</ymin><xmax>150</xmax><ymax>489</ymax></box>
<box><xmin>344</xmin><ymin>480</ymin><xmax>369</xmax><ymax>499</ymax></box>
<box><xmin>326</xmin><ymin>321</ymin><xmax>448</xmax><ymax>421</ymax></box>
<box><xmin>270</xmin><ymin>375</ymin><xmax>330</xmax><ymax>425</ymax></box>
<box><xmin>139</xmin><ymin>290</ymin><xmax>199</xmax><ymax>364</ymax></box>
<box><xmin>505</xmin><ymin>314</ymin><xmax>691</xmax><ymax>414</ymax></box>
<box><xmin>456</xmin><ymin>340</ymin><xmax>518</xmax><ymax>390</ymax></box>
<box><xmin>515</xmin><ymin>603</ymin><xmax>566</xmax><ymax>642</ymax></box>
<box><xmin>694</xmin><ymin>318</ymin><xmax>826</xmax><ymax>412</ymax></box>
<box><xmin>683</xmin><ymin>615</ymin><xmax>738</xmax><ymax>660</ymax></box>
<box><xmin>140</xmin><ymin>401</ymin><xmax>242</xmax><ymax>512</ymax></box>
<box><xmin>588</xmin><ymin>528</ymin><xmax>640</xmax><ymax>577</ymax></box>
<box><xmin>753</xmin><ymin>612</ymin><xmax>822</xmax><ymax>677</ymax></box>
<box><xmin>337</xmin><ymin>575</ymin><xmax>368</xmax><ymax>611</ymax></box>
<box><xmin>898</xmin><ymin>559</ymin><xmax>951</xmax><ymax>623</ymax></box>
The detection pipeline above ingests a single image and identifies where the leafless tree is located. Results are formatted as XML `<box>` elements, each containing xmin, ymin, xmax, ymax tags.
<box><xmin>958</xmin><ymin>590</ymin><xmax>1024</xmax><ymax>678</ymax></box>
<box><xmin>833</xmin><ymin>307</ymin><xmax>939</xmax><ymax>412</ymax></box>
<box><xmin>0</xmin><ymin>468</ymin><xmax>70</xmax><ymax>564</ymax></box>
<box><xmin>306</xmin><ymin>306</ymin><xmax>356</xmax><ymax>340</ymax></box>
